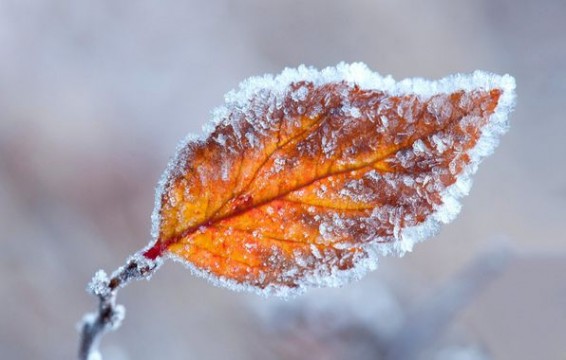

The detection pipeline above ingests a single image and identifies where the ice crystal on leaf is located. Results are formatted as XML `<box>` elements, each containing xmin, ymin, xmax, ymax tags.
<box><xmin>141</xmin><ymin>62</ymin><xmax>515</xmax><ymax>297</ymax></box>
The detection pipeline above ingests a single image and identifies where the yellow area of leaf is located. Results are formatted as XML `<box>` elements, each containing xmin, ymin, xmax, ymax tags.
<box><xmin>148</xmin><ymin>81</ymin><xmax>502</xmax><ymax>289</ymax></box>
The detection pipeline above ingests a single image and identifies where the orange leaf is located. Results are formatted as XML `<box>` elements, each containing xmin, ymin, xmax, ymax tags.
<box><xmin>143</xmin><ymin>63</ymin><xmax>516</xmax><ymax>296</ymax></box>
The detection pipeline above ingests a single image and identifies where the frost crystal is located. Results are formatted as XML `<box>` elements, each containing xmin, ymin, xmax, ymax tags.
<box><xmin>88</xmin><ymin>270</ymin><xmax>110</xmax><ymax>297</ymax></box>
<box><xmin>150</xmin><ymin>62</ymin><xmax>516</xmax><ymax>297</ymax></box>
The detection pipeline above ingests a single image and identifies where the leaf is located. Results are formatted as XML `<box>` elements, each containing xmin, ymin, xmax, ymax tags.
<box><xmin>142</xmin><ymin>63</ymin><xmax>516</xmax><ymax>296</ymax></box>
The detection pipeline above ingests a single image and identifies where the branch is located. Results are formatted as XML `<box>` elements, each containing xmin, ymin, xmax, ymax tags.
<box><xmin>78</xmin><ymin>254</ymin><xmax>160</xmax><ymax>360</ymax></box>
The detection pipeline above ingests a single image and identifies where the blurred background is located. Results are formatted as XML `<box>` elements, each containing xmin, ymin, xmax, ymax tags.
<box><xmin>1</xmin><ymin>0</ymin><xmax>565</xmax><ymax>359</ymax></box>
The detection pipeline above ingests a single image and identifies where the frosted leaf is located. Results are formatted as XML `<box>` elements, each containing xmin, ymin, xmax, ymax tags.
<box><xmin>145</xmin><ymin>62</ymin><xmax>516</xmax><ymax>297</ymax></box>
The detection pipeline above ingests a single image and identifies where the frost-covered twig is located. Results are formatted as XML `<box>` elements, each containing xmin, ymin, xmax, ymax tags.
<box><xmin>78</xmin><ymin>255</ymin><xmax>160</xmax><ymax>360</ymax></box>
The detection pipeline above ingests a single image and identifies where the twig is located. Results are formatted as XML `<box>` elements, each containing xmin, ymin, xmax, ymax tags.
<box><xmin>78</xmin><ymin>254</ymin><xmax>160</xmax><ymax>360</ymax></box>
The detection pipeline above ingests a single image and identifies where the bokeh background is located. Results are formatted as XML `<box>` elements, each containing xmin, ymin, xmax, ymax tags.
<box><xmin>1</xmin><ymin>0</ymin><xmax>565</xmax><ymax>359</ymax></box>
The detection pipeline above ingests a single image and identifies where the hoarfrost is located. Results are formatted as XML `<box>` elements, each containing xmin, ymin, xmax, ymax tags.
<box><xmin>272</xmin><ymin>157</ymin><xmax>285</xmax><ymax>173</ymax></box>
<box><xmin>219</xmin><ymin>160</ymin><xmax>230</xmax><ymax>181</ymax></box>
<box><xmin>88</xmin><ymin>270</ymin><xmax>111</xmax><ymax>297</ymax></box>
<box><xmin>431</xmin><ymin>133</ymin><xmax>449</xmax><ymax>153</ymax></box>
<box><xmin>318</xmin><ymin>222</ymin><xmax>334</xmax><ymax>242</ymax></box>
<box><xmin>152</xmin><ymin>62</ymin><xmax>516</xmax><ymax>297</ymax></box>
<box><xmin>412</xmin><ymin>139</ymin><xmax>429</xmax><ymax>154</ymax></box>
<box><xmin>345</xmin><ymin>106</ymin><xmax>361</xmax><ymax>118</ymax></box>
<box><xmin>213</xmin><ymin>133</ymin><xmax>226</xmax><ymax>146</ymax></box>
<box><xmin>291</xmin><ymin>85</ymin><xmax>309</xmax><ymax>102</ymax></box>
<box><xmin>244</xmin><ymin>131</ymin><xmax>258</xmax><ymax>148</ymax></box>
<box><xmin>310</xmin><ymin>244</ymin><xmax>322</xmax><ymax>259</ymax></box>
